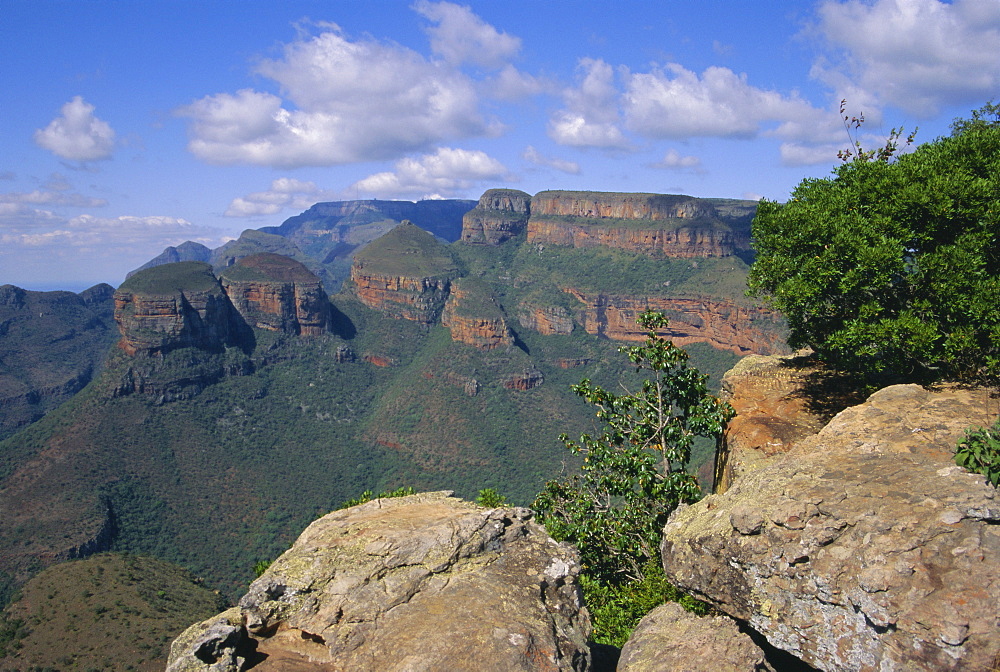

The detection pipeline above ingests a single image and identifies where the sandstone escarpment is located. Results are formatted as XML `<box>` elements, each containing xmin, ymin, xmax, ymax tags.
<box><xmin>441</xmin><ymin>277</ymin><xmax>514</xmax><ymax>350</ymax></box>
<box><xmin>517</xmin><ymin>303</ymin><xmax>574</xmax><ymax>335</ymax></box>
<box><xmin>350</xmin><ymin>221</ymin><xmax>459</xmax><ymax>323</ymax></box>
<box><xmin>114</xmin><ymin>262</ymin><xmax>241</xmax><ymax>357</ymax></box>
<box><xmin>566</xmin><ymin>290</ymin><xmax>788</xmax><ymax>356</ymax></box>
<box><xmin>461</xmin><ymin>188</ymin><xmax>531</xmax><ymax>244</ymax></box>
<box><xmin>167</xmin><ymin>492</ymin><xmax>591</xmax><ymax>671</ymax></box>
<box><xmin>661</xmin><ymin>374</ymin><xmax>1000</xmax><ymax>671</ymax></box>
<box><xmin>219</xmin><ymin>253</ymin><xmax>331</xmax><ymax>335</ymax></box>
<box><xmin>525</xmin><ymin>191</ymin><xmax>750</xmax><ymax>258</ymax></box>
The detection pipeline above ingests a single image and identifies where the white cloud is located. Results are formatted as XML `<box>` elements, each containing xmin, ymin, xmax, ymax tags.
<box><xmin>624</xmin><ymin>63</ymin><xmax>824</xmax><ymax>140</ymax></box>
<box><xmin>652</xmin><ymin>149</ymin><xmax>703</xmax><ymax>170</ymax></box>
<box><xmin>351</xmin><ymin>147</ymin><xmax>510</xmax><ymax>199</ymax></box>
<box><xmin>225</xmin><ymin>178</ymin><xmax>336</xmax><ymax>217</ymax></box>
<box><xmin>815</xmin><ymin>0</ymin><xmax>1000</xmax><ymax>116</ymax></box>
<box><xmin>178</xmin><ymin>23</ymin><xmax>493</xmax><ymax>167</ymax></box>
<box><xmin>779</xmin><ymin>142</ymin><xmax>843</xmax><ymax>166</ymax></box>
<box><xmin>522</xmin><ymin>146</ymin><xmax>580</xmax><ymax>174</ymax></box>
<box><xmin>413</xmin><ymin>0</ymin><xmax>520</xmax><ymax>69</ymax></box>
<box><xmin>34</xmin><ymin>96</ymin><xmax>116</xmax><ymax>161</ymax></box>
<box><xmin>548</xmin><ymin>58</ymin><xmax>630</xmax><ymax>149</ymax></box>
<box><xmin>484</xmin><ymin>65</ymin><xmax>551</xmax><ymax>101</ymax></box>
<box><xmin>0</xmin><ymin>188</ymin><xmax>107</xmax><ymax>208</ymax></box>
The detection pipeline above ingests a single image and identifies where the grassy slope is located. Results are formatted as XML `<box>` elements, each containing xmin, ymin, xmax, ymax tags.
<box><xmin>0</xmin><ymin>553</ymin><xmax>226</xmax><ymax>672</ymax></box>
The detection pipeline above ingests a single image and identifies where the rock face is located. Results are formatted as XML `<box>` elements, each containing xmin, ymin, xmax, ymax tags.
<box><xmin>517</xmin><ymin>303</ymin><xmax>575</xmax><ymax>335</ymax></box>
<box><xmin>350</xmin><ymin>221</ymin><xmax>459</xmax><ymax>323</ymax></box>
<box><xmin>617</xmin><ymin>602</ymin><xmax>769</xmax><ymax>671</ymax></box>
<box><xmin>219</xmin><ymin>253</ymin><xmax>331</xmax><ymax>336</ymax></box>
<box><xmin>441</xmin><ymin>277</ymin><xmax>514</xmax><ymax>350</ymax></box>
<box><xmin>461</xmin><ymin>188</ymin><xmax>532</xmax><ymax>244</ymax></box>
<box><xmin>661</xmin><ymin>382</ymin><xmax>1000</xmax><ymax>672</ymax></box>
<box><xmin>526</xmin><ymin>191</ymin><xmax>749</xmax><ymax>258</ymax></box>
<box><xmin>713</xmin><ymin>353</ymin><xmax>829</xmax><ymax>494</ymax></box>
<box><xmin>566</xmin><ymin>291</ymin><xmax>788</xmax><ymax>356</ymax></box>
<box><xmin>167</xmin><ymin>492</ymin><xmax>591</xmax><ymax>672</ymax></box>
<box><xmin>114</xmin><ymin>262</ymin><xmax>240</xmax><ymax>357</ymax></box>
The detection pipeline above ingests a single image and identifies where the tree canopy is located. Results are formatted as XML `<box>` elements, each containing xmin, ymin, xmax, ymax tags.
<box><xmin>748</xmin><ymin>103</ymin><xmax>1000</xmax><ymax>385</ymax></box>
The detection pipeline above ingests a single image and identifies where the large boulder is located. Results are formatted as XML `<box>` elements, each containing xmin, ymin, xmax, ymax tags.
<box><xmin>167</xmin><ymin>491</ymin><xmax>591</xmax><ymax>671</ymax></box>
<box><xmin>617</xmin><ymin>602</ymin><xmax>769</xmax><ymax>671</ymax></box>
<box><xmin>661</xmin><ymin>384</ymin><xmax>1000</xmax><ymax>671</ymax></box>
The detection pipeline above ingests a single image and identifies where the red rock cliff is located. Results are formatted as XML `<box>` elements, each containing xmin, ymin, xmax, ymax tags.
<box><xmin>219</xmin><ymin>253</ymin><xmax>331</xmax><ymax>336</ymax></box>
<box><xmin>441</xmin><ymin>278</ymin><xmax>513</xmax><ymax>350</ymax></box>
<box><xmin>565</xmin><ymin>289</ymin><xmax>788</xmax><ymax>356</ymax></box>
<box><xmin>114</xmin><ymin>262</ymin><xmax>238</xmax><ymax>356</ymax></box>
<box><xmin>460</xmin><ymin>188</ymin><xmax>531</xmax><ymax>245</ymax></box>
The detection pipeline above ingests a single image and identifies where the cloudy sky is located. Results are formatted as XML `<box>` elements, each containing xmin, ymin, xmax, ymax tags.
<box><xmin>2</xmin><ymin>0</ymin><xmax>998</xmax><ymax>290</ymax></box>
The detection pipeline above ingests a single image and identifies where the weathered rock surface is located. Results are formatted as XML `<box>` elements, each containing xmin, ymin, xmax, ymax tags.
<box><xmin>461</xmin><ymin>188</ymin><xmax>532</xmax><ymax>244</ymax></box>
<box><xmin>662</xmin><ymin>383</ymin><xmax>1000</xmax><ymax>672</ymax></box>
<box><xmin>617</xmin><ymin>602</ymin><xmax>769</xmax><ymax>671</ymax></box>
<box><xmin>713</xmin><ymin>353</ymin><xmax>828</xmax><ymax>494</ymax></box>
<box><xmin>525</xmin><ymin>191</ymin><xmax>752</xmax><ymax>258</ymax></box>
<box><xmin>114</xmin><ymin>262</ymin><xmax>241</xmax><ymax>356</ymax></box>
<box><xmin>350</xmin><ymin>222</ymin><xmax>459</xmax><ymax>323</ymax></box>
<box><xmin>167</xmin><ymin>492</ymin><xmax>591</xmax><ymax>671</ymax></box>
<box><xmin>517</xmin><ymin>303</ymin><xmax>575</xmax><ymax>335</ymax></box>
<box><xmin>442</xmin><ymin>277</ymin><xmax>514</xmax><ymax>350</ymax></box>
<box><xmin>566</xmin><ymin>291</ymin><xmax>787</xmax><ymax>356</ymax></box>
<box><xmin>219</xmin><ymin>253</ymin><xmax>332</xmax><ymax>336</ymax></box>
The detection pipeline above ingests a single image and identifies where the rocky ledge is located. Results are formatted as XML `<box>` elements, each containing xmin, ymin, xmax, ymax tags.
<box><xmin>441</xmin><ymin>277</ymin><xmax>514</xmax><ymax>350</ymax></box>
<box><xmin>661</xmin><ymin>372</ymin><xmax>1000</xmax><ymax>671</ymax></box>
<box><xmin>167</xmin><ymin>492</ymin><xmax>590</xmax><ymax>671</ymax></box>
<box><xmin>460</xmin><ymin>188</ymin><xmax>532</xmax><ymax>244</ymax></box>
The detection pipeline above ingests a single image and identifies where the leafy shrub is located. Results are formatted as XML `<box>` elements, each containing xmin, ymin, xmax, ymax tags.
<box><xmin>955</xmin><ymin>419</ymin><xmax>1000</xmax><ymax>486</ymax></box>
<box><xmin>337</xmin><ymin>486</ymin><xmax>416</xmax><ymax>510</ymax></box>
<box><xmin>475</xmin><ymin>488</ymin><xmax>508</xmax><ymax>507</ymax></box>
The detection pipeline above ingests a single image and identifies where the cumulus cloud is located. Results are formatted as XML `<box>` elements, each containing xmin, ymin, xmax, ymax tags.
<box><xmin>779</xmin><ymin>142</ymin><xmax>844</xmax><ymax>166</ymax></box>
<box><xmin>549</xmin><ymin>58</ymin><xmax>630</xmax><ymax>149</ymax></box>
<box><xmin>414</xmin><ymin>0</ymin><xmax>520</xmax><ymax>69</ymax></box>
<box><xmin>484</xmin><ymin>65</ymin><xmax>552</xmax><ymax>101</ymax></box>
<box><xmin>623</xmin><ymin>63</ymin><xmax>824</xmax><ymax>140</ymax></box>
<box><xmin>652</xmin><ymin>149</ymin><xmax>703</xmax><ymax>171</ymax></box>
<box><xmin>225</xmin><ymin>178</ymin><xmax>336</xmax><ymax>217</ymax></box>
<box><xmin>814</xmin><ymin>0</ymin><xmax>1000</xmax><ymax>116</ymax></box>
<box><xmin>177</xmin><ymin>20</ymin><xmax>498</xmax><ymax>167</ymax></box>
<box><xmin>350</xmin><ymin>147</ymin><xmax>510</xmax><ymax>199</ymax></box>
<box><xmin>34</xmin><ymin>96</ymin><xmax>116</xmax><ymax>161</ymax></box>
<box><xmin>0</xmin><ymin>190</ymin><xmax>107</xmax><ymax>208</ymax></box>
<box><xmin>522</xmin><ymin>146</ymin><xmax>580</xmax><ymax>174</ymax></box>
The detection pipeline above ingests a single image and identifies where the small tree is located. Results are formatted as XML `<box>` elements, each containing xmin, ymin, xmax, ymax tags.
<box><xmin>533</xmin><ymin>311</ymin><xmax>733</xmax><ymax>584</ymax></box>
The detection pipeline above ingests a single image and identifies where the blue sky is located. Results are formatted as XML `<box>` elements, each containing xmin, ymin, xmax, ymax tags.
<box><xmin>2</xmin><ymin>0</ymin><xmax>998</xmax><ymax>291</ymax></box>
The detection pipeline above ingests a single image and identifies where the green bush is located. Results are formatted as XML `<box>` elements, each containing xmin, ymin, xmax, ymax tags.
<box><xmin>748</xmin><ymin>103</ymin><xmax>1000</xmax><ymax>385</ymax></box>
<box><xmin>475</xmin><ymin>488</ymin><xmax>507</xmax><ymax>507</ymax></box>
<box><xmin>955</xmin><ymin>419</ymin><xmax>1000</xmax><ymax>486</ymax></box>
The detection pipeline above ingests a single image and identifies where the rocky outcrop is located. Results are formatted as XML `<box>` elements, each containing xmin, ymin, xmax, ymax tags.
<box><xmin>713</xmin><ymin>353</ymin><xmax>829</xmax><ymax>493</ymax></box>
<box><xmin>661</xmin><ymin>382</ymin><xmax>1000</xmax><ymax>672</ymax></box>
<box><xmin>526</xmin><ymin>191</ymin><xmax>751</xmax><ymax>258</ymax></box>
<box><xmin>167</xmin><ymin>492</ymin><xmax>591</xmax><ymax>671</ymax></box>
<box><xmin>219</xmin><ymin>253</ymin><xmax>331</xmax><ymax>336</ymax></box>
<box><xmin>442</xmin><ymin>277</ymin><xmax>514</xmax><ymax>350</ymax></box>
<box><xmin>567</xmin><ymin>290</ymin><xmax>788</xmax><ymax>356</ymax></box>
<box><xmin>350</xmin><ymin>222</ymin><xmax>459</xmax><ymax>323</ymax></box>
<box><xmin>461</xmin><ymin>188</ymin><xmax>531</xmax><ymax>244</ymax></box>
<box><xmin>114</xmin><ymin>262</ymin><xmax>241</xmax><ymax>357</ymax></box>
<box><xmin>617</xmin><ymin>602</ymin><xmax>769</xmax><ymax>671</ymax></box>
<box><xmin>518</xmin><ymin>303</ymin><xmax>574</xmax><ymax>335</ymax></box>
<box><xmin>502</xmin><ymin>369</ymin><xmax>544</xmax><ymax>390</ymax></box>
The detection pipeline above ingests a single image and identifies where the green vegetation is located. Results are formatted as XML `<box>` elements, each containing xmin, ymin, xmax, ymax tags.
<box><xmin>534</xmin><ymin>312</ymin><xmax>732</xmax><ymax>643</ymax></box>
<box><xmin>0</xmin><ymin>553</ymin><xmax>225</xmax><ymax>671</ymax></box>
<box><xmin>337</xmin><ymin>485</ymin><xmax>416</xmax><ymax>509</ymax></box>
<box><xmin>354</xmin><ymin>222</ymin><xmax>459</xmax><ymax>279</ymax></box>
<box><xmin>956</xmin><ymin>419</ymin><xmax>1000</xmax><ymax>487</ymax></box>
<box><xmin>117</xmin><ymin>261</ymin><xmax>221</xmax><ymax>295</ymax></box>
<box><xmin>748</xmin><ymin>103</ymin><xmax>1000</xmax><ymax>385</ymax></box>
<box><xmin>475</xmin><ymin>488</ymin><xmax>508</xmax><ymax>507</ymax></box>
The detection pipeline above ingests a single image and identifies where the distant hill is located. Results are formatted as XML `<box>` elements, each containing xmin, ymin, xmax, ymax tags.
<box><xmin>0</xmin><ymin>283</ymin><xmax>117</xmax><ymax>441</ymax></box>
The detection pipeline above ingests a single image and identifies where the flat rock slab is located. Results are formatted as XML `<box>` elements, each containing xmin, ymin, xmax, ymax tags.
<box><xmin>167</xmin><ymin>491</ymin><xmax>591</xmax><ymax>672</ymax></box>
<box><xmin>662</xmin><ymin>384</ymin><xmax>1000</xmax><ymax>672</ymax></box>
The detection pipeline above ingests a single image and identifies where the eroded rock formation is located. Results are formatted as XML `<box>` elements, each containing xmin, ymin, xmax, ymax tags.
<box><xmin>461</xmin><ymin>188</ymin><xmax>531</xmax><ymax>244</ymax></box>
<box><xmin>219</xmin><ymin>253</ymin><xmax>331</xmax><ymax>336</ymax></box>
<box><xmin>441</xmin><ymin>277</ymin><xmax>514</xmax><ymax>350</ymax></box>
<box><xmin>350</xmin><ymin>221</ymin><xmax>459</xmax><ymax>323</ymax></box>
<box><xmin>566</xmin><ymin>291</ymin><xmax>788</xmax><ymax>356</ymax></box>
<box><xmin>517</xmin><ymin>303</ymin><xmax>575</xmax><ymax>335</ymax></box>
<box><xmin>114</xmin><ymin>262</ymin><xmax>240</xmax><ymax>357</ymax></box>
<box><xmin>167</xmin><ymin>492</ymin><xmax>591</xmax><ymax>671</ymax></box>
<box><xmin>661</xmin><ymin>379</ymin><xmax>1000</xmax><ymax>671</ymax></box>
